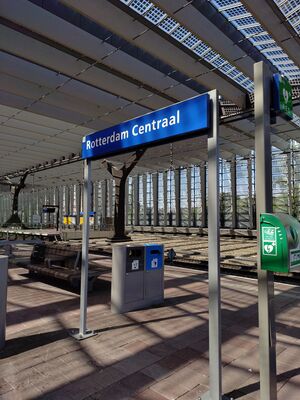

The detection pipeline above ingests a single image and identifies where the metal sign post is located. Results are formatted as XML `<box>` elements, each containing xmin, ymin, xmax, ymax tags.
<box><xmin>254</xmin><ymin>61</ymin><xmax>277</xmax><ymax>400</ymax></box>
<box><xmin>202</xmin><ymin>92</ymin><xmax>228</xmax><ymax>400</ymax></box>
<box><xmin>71</xmin><ymin>158</ymin><xmax>96</xmax><ymax>340</ymax></box>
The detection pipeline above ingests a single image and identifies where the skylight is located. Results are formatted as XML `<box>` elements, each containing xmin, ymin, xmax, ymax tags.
<box><xmin>119</xmin><ymin>0</ymin><xmax>254</xmax><ymax>92</ymax></box>
<box><xmin>273</xmin><ymin>0</ymin><xmax>300</xmax><ymax>34</ymax></box>
<box><xmin>210</xmin><ymin>0</ymin><xmax>300</xmax><ymax>80</ymax></box>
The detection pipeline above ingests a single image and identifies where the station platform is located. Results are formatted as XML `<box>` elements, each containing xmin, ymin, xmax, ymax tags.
<box><xmin>1</xmin><ymin>257</ymin><xmax>300</xmax><ymax>400</ymax></box>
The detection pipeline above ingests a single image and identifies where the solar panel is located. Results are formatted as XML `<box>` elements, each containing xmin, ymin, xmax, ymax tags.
<box><xmin>209</xmin><ymin>0</ymin><xmax>300</xmax><ymax>80</ymax></box>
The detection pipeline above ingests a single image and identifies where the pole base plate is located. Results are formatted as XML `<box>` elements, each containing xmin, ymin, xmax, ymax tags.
<box><xmin>200</xmin><ymin>392</ymin><xmax>231</xmax><ymax>400</ymax></box>
<box><xmin>69</xmin><ymin>328</ymin><xmax>97</xmax><ymax>341</ymax></box>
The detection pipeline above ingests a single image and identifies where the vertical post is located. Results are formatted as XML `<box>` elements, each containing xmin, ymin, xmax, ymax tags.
<box><xmin>203</xmin><ymin>89</ymin><xmax>222</xmax><ymax>400</ymax></box>
<box><xmin>72</xmin><ymin>159</ymin><xmax>96</xmax><ymax>340</ymax></box>
<box><xmin>248</xmin><ymin>157</ymin><xmax>254</xmax><ymax>229</ymax></box>
<box><xmin>163</xmin><ymin>171</ymin><xmax>168</xmax><ymax>226</ymax></box>
<box><xmin>0</xmin><ymin>256</ymin><xmax>8</xmax><ymax>350</ymax></box>
<box><xmin>125</xmin><ymin>179</ymin><xmax>129</xmax><ymax>228</ymax></box>
<box><xmin>200</xmin><ymin>162</ymin><xmax>207</xmax><ymax>228</ymax></box>
<box><xmin>94</xmin><ymin>182</ymin><xmax>99</xmax><ymax>229</ymax></box>
<box><xmin>175</xmin><ymin>168</ymin><xmax>181</xmax><ymax>226</ymax></box>
<box><xmin>143</xmin><ymin>174</ymin><xmax>147</xmax><ymax>225</ymax></box>
<box><xmin>108</xmin><ymin>179</ymin><xmax>113</xmax><ymax>218</ymax></box>
<box><xmin>76</xmin><ymin>183</ymin><xmax>81</xmax><ymax>227</ymax></box>
<box><xmin>287</xmin><ymin>152</ymin><xmax>293</xmax><ymax>215</ymax></box>
<box><xmin>153</xmin><ymin>172</ymin><xmax>159</xmax><ymax>226</ymax></box>
<box><xmin>187</xmin><ymin>167</ymin><xmax>192</xmax><ymax>227</ymax></box>
<box><xmin>134</xmin><ymin>176</ymin><xmax>139</xmax><ymax>226</ymax></box>
<box><xmin>231</xmin><ymin>157</ymin><xmax>237</xmax><ymax>228</ymax></box>
<box><xmin>254</xmin><ymin>61</ymin><xmax>277</xmax><ymax>400</ymax></box>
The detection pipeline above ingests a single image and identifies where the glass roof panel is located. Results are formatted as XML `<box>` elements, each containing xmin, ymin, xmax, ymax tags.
<box><xmin>273</xmin><ymin>0</ymin><xmax>300</xmax><ymax>34</ymax></box>
<box><xmin>117</xmin><ymin>0</ymin><xmax>254</xmax><ymax>91</ymax></box>
<box><xmin>209</xmin><ymin>0</ymin><xmax>300</xmax><ymax>80</ymax></box>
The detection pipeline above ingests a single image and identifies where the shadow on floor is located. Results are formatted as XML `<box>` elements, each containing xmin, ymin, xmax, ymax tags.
<box><xmin>0</xmin><ymin>329</ymin><xmax>69</xmax><ymax>359</ymax></box>
<box><xmin>225</xmin><ymin>367</ymin><xmax>300</xmax><ymax>398</ymax></box>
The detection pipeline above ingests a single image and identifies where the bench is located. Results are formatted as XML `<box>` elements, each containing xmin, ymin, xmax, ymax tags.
<box><xmin>27</xmin><ymin>243</ymin><xmax>103</xmax><ymax>291</ymax></box>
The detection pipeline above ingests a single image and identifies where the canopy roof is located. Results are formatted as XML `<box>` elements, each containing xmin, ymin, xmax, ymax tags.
<box><xmin>0</xmin><ymin>0</ymin><xmax>299</xmax><ymax>186</ymax></box>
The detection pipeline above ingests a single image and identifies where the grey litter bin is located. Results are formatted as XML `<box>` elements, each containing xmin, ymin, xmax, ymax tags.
<box><xmin>111</xmin><ymin>243</ymin><xmax>164</xmax><ymax>314</ymax></box>
<box><xmin>0</xmin><ymin>256</ymin><xmax>8</xmax><ymax>350</ymax></box>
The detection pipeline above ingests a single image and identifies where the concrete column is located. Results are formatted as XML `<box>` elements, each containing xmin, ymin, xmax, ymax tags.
<box><xmin>200</xmin><ymin>162</ymin><xmax>207</xmax><ymax>227</ymax></box>
<box><xmin>231</xmin><ymin>157</ymin><xmax>237</xmax><ymax>228</ymax></box>
<box><xmin>152</xmin><ymin>173</ymin><xmax>159</xmax><ymax>226</ymax></box>
<box><xmin>175</xmin><ymin>168</ymin><xmax>181</xmax><ymax>226</ymax></box>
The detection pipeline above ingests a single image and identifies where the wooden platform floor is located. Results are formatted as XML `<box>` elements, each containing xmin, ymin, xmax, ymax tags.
<box><xmin>1</xmin><ymin>258</ymin><xmax>300</xmax><ymax>399</ymax></box>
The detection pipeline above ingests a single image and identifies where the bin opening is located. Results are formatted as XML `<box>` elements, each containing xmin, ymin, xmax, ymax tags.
<box><xmin>128</xmin><ymin>249</ymin><xmax>142</xmax><ymax>257</ymax></box>
<box><xmin>150</xmin><ymin>250</ymin><xmax>160</xmax><ymax>255</ymax></box>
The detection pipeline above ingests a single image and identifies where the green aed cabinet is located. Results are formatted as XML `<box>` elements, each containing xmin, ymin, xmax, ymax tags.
<box><xmin>260</xmin><ymin>213</ymin><xmax>300</xmax><ymax>273</ymax></box>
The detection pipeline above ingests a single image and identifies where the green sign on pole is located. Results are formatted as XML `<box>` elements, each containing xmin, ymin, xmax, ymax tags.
<box><xmin>260</xmin><ymin>213</ymin><xmax>300</xmax><ymax>273</ymax></box>
<box><xmin>273</xmin><ymin>74</ymin><xmax>293</xmax><ymax>120</ymax></box>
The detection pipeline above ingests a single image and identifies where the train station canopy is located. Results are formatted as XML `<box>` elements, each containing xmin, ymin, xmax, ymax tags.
<box><xmin>0</xmin><ymin>0</ymin><xmax>300</xmax><ymax>187</ymax></box>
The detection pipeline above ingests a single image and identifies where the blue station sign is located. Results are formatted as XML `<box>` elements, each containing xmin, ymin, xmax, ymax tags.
<box><xmin>82</xmin><ymin>94</ymin><xmax>210</xmax><ymax>160</ymax></box>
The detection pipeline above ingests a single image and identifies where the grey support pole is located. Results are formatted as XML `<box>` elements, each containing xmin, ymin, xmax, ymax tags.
<box><xmin>163</xmin><ymin>171</ymin><xmax>168</xmax><ymax>226</ymax></box>
<box><xmin>248</xmin><ymin>157</ymin><xmax>254</xmax><ymax>229</ymax></box>
<box><xmin>254</xmin><ymin>61</ymin><xmax>277</xmax><ymax>400</ymax></box>
<box><xmin>202</xmin><ymin>90</ymin><xmax>227</xmax><ymax>400</ymax></box>
<box><xmin>200</xmin><ymin>162</ymin><xmax>207</xmax><ymax>228</ymax></box>
<box><xmin>0</xmin><ymin>256</ymin><xmax>8</xmax><ymax>350</ymax></box>
<box><xmin>153</xmin><ymin>173</ymin><xmax>159</xmax><ymax>226</ymax></box>
<box><xmin>187</xmin><ymin>167</ymin><xmax>192</xmax><ymax>227</ymax></box>
<box><xmin>143</xmin><ymin>174</ymin><xmax>147</xmax><ymax>225</ymax></box>
<box><xmin>133</xmin><ymin>176</ymin><xmax>139</xmax><ymax>226</ymax></box>
<box><xmin>231</xmin><ymin>157</ymin><xmax>237</xmax><ymax>229</ymax></box>
<box><xmin>287</xmin><ymin>152</ymin><xmax>293</xmax><ymax>215</ymax></box>
<box><xmin>71</xmin><ymin>159</ymin><xmax>96</xmax><ymax>340</ymax></box>
<box><xmin>175</xmin><ymin>168</ymin><xmax>181</xmax><ymax>226</ymax></box>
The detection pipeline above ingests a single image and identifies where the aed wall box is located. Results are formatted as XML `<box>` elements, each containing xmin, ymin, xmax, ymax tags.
<box><xmin>111</xmin><ymin>243</ymin><xmax>164</xmax><ymax>313</ymax></box>
<box><xmin>260</xmin><ymin>213</ymin><xmax>300</xmax><ymax>273</ymax></box>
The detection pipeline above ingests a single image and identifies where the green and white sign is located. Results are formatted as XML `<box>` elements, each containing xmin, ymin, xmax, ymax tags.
<box><xmin>273</xmin><ymin>74</ymin><xmax>293</xmax><ymax>120</ymax></box>
<box><xmin>260</xmin><ymin>213</ymin><xmax>300</xmax><ymax>273</ymax></box>
<box><xmin>262</xmin><ymin>227</ymin><xmax>277</xmax><ymax>256</ymax></box>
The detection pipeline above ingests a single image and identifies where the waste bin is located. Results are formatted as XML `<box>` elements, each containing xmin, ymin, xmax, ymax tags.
<box><xmin>111</xmin><ymin>244</ymin><xmax>164</xmax><ymax>313</ymax></box>
<box><xmin>0</xmin><ymin>256</ymin><xmax>8</xmax><ymax>350</ymax></box>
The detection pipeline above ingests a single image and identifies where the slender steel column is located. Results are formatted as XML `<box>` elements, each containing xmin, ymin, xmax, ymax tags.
<box><xmin>187</xmin><ymin>167</ymin><xmax>192</xmax><ymax>227</ymax></box>
<box><xmin>200</xmin><ymin>162</ymin><xmax>207</xmax><ymax>227</ymax></box>
<box><xmin>72</xmin><ymin>159</ymin><xmax>96</xmax><ymax>340</ymax></box>
<box><xmin>152</xmin><ymin>173</ymin><xmax>159</xmax><ymax>226</ymax></box>
<box><xmin>163</xmin><ymin>171</ymin><xmax>168</xmax><ymax>226</ymax></box>
<box><xmin>231</xmin><ymin>157</ymin><xmax>237</xmax><ymax>228</ymax></box>
<box><xmin>143</xmin><ymin>174</ymin><xmax>147</xmax><ymax>225</ymax></box>
<box><xmin>248</xmin><ymin>157</ymin><xmax>254</xmax><ymax>229</ymax></box>
<box><xmin>175</xmin><ymin>168</ymin><xmax>181</xmax><ymax>226</ymax></box>
<box><xmin>134</xmin><ymin>176</ymin><xmax>139</xmax><ymax>226</ymax></box>
<box><xmin>254</xmin><ymin>61</ymin><xmax>277</xmax><ymax>400</ymax></box>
